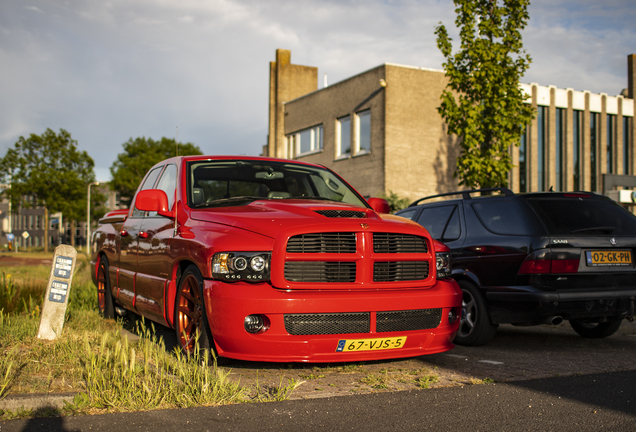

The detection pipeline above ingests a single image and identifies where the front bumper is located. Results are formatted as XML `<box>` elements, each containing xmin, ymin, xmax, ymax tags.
<box><xmin>203</xmin><ymin>278</ymin><xmax>462</xmax><ymax>363</ymax></box>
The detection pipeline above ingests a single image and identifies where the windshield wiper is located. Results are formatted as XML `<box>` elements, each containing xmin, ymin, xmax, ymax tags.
<box><xmin>570</xmin><ymin>226</ymin><xmax>616</xmax><ymax>234</ymax></box>
<box><xmin>196</xmin><ymin>196</ymin><xmax>265</xmax><ymax>208</ymax></box>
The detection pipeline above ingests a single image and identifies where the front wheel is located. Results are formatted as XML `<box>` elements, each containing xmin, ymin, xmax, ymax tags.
<box><xmin>96</xmin><ymin>256</ymin><xmax>115</xmax><ymax>319</ymax></box>
<box><xmin>175</xmin><ymin>265</ymin><xmax>225</xmax><ymax>364</ymax></box>
<box><xmin>454</xmin><ymin>280</ymin><xmax>498</xmax><ymax>346</ymax></box>
<box><xmin>570</xmin><ymin>318</ymin><xmax>623</xmax><ymax>338</ymax></box>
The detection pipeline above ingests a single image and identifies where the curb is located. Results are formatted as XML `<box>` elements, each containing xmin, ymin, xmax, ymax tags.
<box><xmin>0</xmin><ymin>392</ymin><xmax>78</xmax><ymax>412</ymax></box>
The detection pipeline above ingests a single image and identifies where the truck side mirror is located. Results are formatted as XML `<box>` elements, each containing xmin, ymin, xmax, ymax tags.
<box><xmin>367</xmin><ymin>197</ymin><xmax>391</xmax><ymax>214</ymax></box>
<box><xmin>135</xmin><ymin>189</ymin><xmax>174</xmax><ymax>218</ymax></box>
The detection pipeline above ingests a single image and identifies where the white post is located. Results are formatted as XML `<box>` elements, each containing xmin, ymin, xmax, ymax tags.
<box><xmin>86</xmin><ymin>182</ymin><xmax>99</xmax><ymax>255</ymax></box>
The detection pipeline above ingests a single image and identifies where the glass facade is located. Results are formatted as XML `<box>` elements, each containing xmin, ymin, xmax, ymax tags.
<box><xmin>590</xmin><ymin>112</ymin><xmax>598</xmax><ymax>192</ymax></box>
<box><xmin>555</xmin><ymin>108</ymin><xmax>564</xmax><ymax>191</ymax></box>
<box><xmin>519</xmin><ymin>126</ymin><xmax>527</xmax><ymax>192</ymax></box>
<box><xmin>537</xmin><ymin>106</ymin><xmax>546</xmax><ymax>191</ymax></box>
<box><xmin>607</xmin><ymin>114</ymin><xmax>614</xmax><ymax>174</ymax></box>
<box><xmin>625</xmin><ymin>117</ymin><xmax>631</xmax><ymax>175</ymax></box>
<box><xmin>573</xmin><ymin>110</ymin><xmax>581</xmax><ymax>191</ymax></box>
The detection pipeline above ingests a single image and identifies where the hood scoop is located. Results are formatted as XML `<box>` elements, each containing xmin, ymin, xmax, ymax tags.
<box><xmin>314</xmin><ymin>209</ymin><xmax>367</xmax><ymax>218</ymax></box>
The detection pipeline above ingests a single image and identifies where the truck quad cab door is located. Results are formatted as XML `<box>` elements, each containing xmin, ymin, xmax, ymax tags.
<box><xmin>135</xmin><ymin>164</ymin><xmax>177</xmax><ymax>326</ymax></box>
<box><xmin>116</xmin><ymin>165</ymin><xmax>164</xmax><ymax>312</ymax></box>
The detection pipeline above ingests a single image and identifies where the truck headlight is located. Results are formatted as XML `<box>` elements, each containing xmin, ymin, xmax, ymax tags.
<box><xmin>212</xmin><ymin>252</ymin><xmax>271</xmax><ymax>283</ymax></box>
<box><xmin>436</xmin><ymin>251</ymin><xmax>451</xmax><ymax>279</ymax></box>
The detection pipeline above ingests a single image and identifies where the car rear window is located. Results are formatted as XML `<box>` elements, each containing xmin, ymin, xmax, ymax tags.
<box><xmin>472</xmin><ymin>198</ymin><xmax>545</xmax><ymax>236</ymax></box>
<box><xmin>525</xmin><ymin>196</ymin><xmax>636</xmax><ymax>236</ymax></box>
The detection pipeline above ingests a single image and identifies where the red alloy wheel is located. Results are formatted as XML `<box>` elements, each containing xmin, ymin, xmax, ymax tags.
<box><xmin>176</xmin><ymin>273</ymin><xmax>204</xmax><ymax>354</ymax></box>
<box><xmin>97</xmin><ymin>261</ymin><xmax>107</xmax><ymax>314</ymax></box>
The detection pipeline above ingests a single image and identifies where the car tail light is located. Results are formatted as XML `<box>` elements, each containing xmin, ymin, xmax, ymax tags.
<box><xmin>519</xmin><ymin>259</ymin><xmax>579</xmax><ymax>274</ymax></box>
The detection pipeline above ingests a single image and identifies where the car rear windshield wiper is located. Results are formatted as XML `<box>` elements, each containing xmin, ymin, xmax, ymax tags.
<box><xmin>570</xmin><ymin>226</ymin><xmax>616</xmax><ymax>234</ymax></box>
<box><xmin>196</xmin><ymin>196</ymin><xmax>265</xmax><ymax>208</ymax></box>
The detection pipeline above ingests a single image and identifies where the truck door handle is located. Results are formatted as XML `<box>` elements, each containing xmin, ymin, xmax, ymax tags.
<box><xmin>138</xmin><ymin>231</ymin><xmax>149</xmax><ymax>239</ymax></box>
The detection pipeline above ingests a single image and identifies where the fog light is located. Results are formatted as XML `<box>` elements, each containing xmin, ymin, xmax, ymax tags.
<box><xmin>448</xmin><ymin>308</ymin><xmax>458</xmax><ymax>324</ymax></box>
<box><xmin>244</xmin><ymin>315</ymin><xmax>264</xmax><ymax>333</ymax></box>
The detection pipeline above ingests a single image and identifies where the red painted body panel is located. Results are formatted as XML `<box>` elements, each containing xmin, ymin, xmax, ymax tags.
<box><xmin>91</xmin><ymin>155</ymin><xmax>463</xmax><ymax>362</ymax></box>
<box><xmin>205</xmin><ymin>278</ymin><xmax>461</xmax><ymax>362</ymax></box>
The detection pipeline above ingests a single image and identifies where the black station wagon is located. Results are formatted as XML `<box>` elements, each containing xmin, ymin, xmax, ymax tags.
<box><xmin>396</xmin><ymin>188</ymin><xmax>636</xmax><ymax>346</ymax></box>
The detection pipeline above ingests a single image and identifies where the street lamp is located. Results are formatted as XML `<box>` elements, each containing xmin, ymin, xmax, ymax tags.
<box><xmin>86</xmin><ymin>181</ymin><xmax>99</xmax><ymax>255</ymax></box>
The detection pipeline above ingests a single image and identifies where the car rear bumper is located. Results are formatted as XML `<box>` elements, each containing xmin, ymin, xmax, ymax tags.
<box><xmin>202</xmin><ymin>278</ymin><xmax>462</xmax><ymax>363</ymax></box>
<box><xmin>485</xmin><ymin>286</ymin><xmax>636</xmax><ymax>323</ymax></box>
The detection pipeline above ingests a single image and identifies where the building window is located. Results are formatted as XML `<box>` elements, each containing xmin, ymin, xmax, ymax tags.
<box><xmin>555</xmin><ymin>108</ymin><xmax>564</xmax><ymax>191</ymax></box>
<box><xmin>287</xmin><ymin>125</ymin><xmax>323</xmax><ymax>158</ymax></box>
<box><xmin>355</xmin><ymin>110</ymin><xmax>371</xmax><ymax>154</ymax></box>
<box><xmin>625</xmin><ymin>117</ymin><xmax>631</xmax><ymax>175</ymax></box>
<box><xmin>36</xmin><ymin>215</ymin><xmax>40</xmax><ymax>229</ymax></box>
<box><xmin>607</xmin><ymin>114</ymin><xmax>615</xmax><ymax>174</ymax></box>
<box><xmin>337</xmin><ymin>115</ymin><xmax>351</xmax><ymax>158</ymax></box>
<box><xmin>29</xmin><ymin>215</ymin><xmax>34</xmax><ymax>230</ymax></box>
<box><xmin>573</xmin><ymin>110</ymin><xmax>582</xmax><ymax>191</ymax></box>
<box><xmin>537</xmin><ymin>106</ymin><xmax>547</xmax><ymax>191</ymax></box>
<box><xmin>519</xmin><ymin>126</ymin><xmax>527</xmax><ymax>193</ymax></box>
<box><xmin>590</xmin><ymin>112</ymin><xmax>598</xmax><ymax>192</ymax></box>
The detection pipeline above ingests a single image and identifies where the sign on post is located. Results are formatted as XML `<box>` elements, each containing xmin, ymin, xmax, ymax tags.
<box><xmin>37</xmin><ymin>245</ymin><xmax>78</xmax><ymax>340</ymax></box>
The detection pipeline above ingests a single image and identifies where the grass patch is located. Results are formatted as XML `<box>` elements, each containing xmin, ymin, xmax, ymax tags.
<box><xmin>1</xmin><ymin>255</ymin><xmax>298</xmax><ymax>419</ymax></box>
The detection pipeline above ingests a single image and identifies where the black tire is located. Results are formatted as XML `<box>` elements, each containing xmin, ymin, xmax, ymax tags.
<box><xmin>454</xmin><ymin>280</ymin><xmax>498</xmax><ymax>346</ymax></box>
<box><xmin>175</xmin><ymin>265</ymin><xmax>227</xmax><ymax>365</ymax></box>
<box><xmin>570</xmin><ymin>318</ymin><xmax>623</xmax><ymax>338</ymax></box>
<box><xmin>96</xmin><ymin>256</ymin><xmax>115</xmax><ymax>319</ymax></box>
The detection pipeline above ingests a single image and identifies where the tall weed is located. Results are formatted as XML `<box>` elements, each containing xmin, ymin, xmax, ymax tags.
<box><xmin>83</xmin><ymin>319</ymin><xmax>246</xmax><ymax>410</ymax></box>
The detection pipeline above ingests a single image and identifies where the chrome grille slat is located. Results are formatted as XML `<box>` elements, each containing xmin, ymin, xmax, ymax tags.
<box><xmin>287</xmin><ymin>233</ymin><xmax>357</xmax><ymax>253</ymax></box>
<box><xmin>285</xmin><ymin>262</ymin><xmax>356</xmax><ymax>282</ymax></box>
<box><xmin>373</xmin><ymin>233</ymin><xmax>428</xmax><ymax>253</ymax></box>
<box><xmin>374</xmin><ymin>261</ymin><xmax>429</xmax><ymax>282</ymax></box>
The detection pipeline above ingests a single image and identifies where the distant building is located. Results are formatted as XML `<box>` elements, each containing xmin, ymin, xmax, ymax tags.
<box><xmin>0</xmin><ymin>183</ymin><xmax>122</xmax><ymax>250</ymax></box>
<box><xmin>265</xmin><ymin>49</ymin><xmax>635</xmax><ymax>202</ymax></box>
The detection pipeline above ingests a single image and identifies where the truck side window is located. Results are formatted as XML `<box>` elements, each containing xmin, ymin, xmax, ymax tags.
<box><xmin>155</xmin><ymin>164</ymin><xmax>177</xmax><ymax>210</ymax></box>
<box><xmin>131</xmin><ymin>166</ymin><xmax>164</xmax><ymax>218</ymax></box>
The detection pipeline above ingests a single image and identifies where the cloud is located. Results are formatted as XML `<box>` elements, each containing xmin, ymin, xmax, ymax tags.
<box><xmin>0</xmin><ymin>0</ymin><xmax>634</xmax><ymax>181</ymax></box>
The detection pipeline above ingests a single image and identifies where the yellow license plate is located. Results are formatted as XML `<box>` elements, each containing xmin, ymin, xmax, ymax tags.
<box><xmin>586</xmin><ymin>250</ymin><xmax>632</xmax><ymax>266</ymax></box>
<box><xmin>336</xmin><ymin>336</ymin><xmax>407</xmax><ymax>352</ymax></box>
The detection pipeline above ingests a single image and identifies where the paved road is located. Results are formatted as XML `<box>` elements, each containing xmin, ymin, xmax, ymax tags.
<box><xmin>3</xmin><ymin>370</ymin><xmax>635</xmax><ymax>432</ymax></box>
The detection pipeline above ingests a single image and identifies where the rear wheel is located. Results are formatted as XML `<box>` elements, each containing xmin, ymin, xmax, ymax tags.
<box><xmin>96</xmin><ymin>256</ymin><xmax>115</xmax><ymax>319</ymax></box>
<box><xmin>454</xmin><ymin>280</ymin><xmax>498</xmax><ymax>346</ymax></box>
<box><xmin>570</xmin><ymin>318</ymin><xmax>623</xmax><ymax>338</ymax></box>
<box><xmin>175</xmin><ymin>265</ymin><xmax>225</xmax><ymax>364</ymax></box>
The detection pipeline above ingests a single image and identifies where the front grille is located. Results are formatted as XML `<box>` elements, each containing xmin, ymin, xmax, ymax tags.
<box><xmin>287</xmin><ymin>233</ymin><xmax>357</xmax><ymax>253</ymax></box>
<box><xmin>285</xmin><ymin>262</ymin><xmax>356</xmax><ymax>282</ymax></box>
<box><xmin>284</xmin><ymin>312</ymin><xmax>370</xmax><ymax>335</ymax></box>
<box><xmin>374</xmin><ymin>261</ymin><xmax>429</xmax><ymax>282</ymax></box>
<box><xmin>314</xmin><ymin>210</ymin><xmax>367</xmax><ymax>218</ymax></box>
<box><xmin>377</xmin><ymin>309</ymin><xmax>442</xmax><ymax>332</ymax></box>
<box><xmin>373</xmin><ymin>233</ymin><xmax>428</xmax><ymax>253</ymax></box>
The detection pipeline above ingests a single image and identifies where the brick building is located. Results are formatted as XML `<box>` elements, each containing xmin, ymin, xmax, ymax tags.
<box><xmin>265</xmin><ymin>49</ymin><xmax>635</xmax><ymax>202</ymax></box>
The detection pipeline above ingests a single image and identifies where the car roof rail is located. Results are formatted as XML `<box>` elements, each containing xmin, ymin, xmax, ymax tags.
<box><xmin>408</xmin><ymin>187</ymin><xmax>515</xmax><ymax>207</ymax></box>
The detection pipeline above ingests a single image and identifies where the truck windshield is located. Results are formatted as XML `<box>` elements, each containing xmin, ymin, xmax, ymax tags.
<box><xmin>187</xmin><ymin>160</ymin><xmax>369</xmax><ymax>209</ymax></box>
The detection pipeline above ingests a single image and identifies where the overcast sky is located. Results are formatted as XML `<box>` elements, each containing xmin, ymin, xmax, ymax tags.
<box><xmin>1</xmin><ymin>0</ymin><xmax>635</xmax><ymax>181</ymax></box>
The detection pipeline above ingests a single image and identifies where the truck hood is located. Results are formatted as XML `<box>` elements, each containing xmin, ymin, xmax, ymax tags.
<box><xmin>188</xmin><ymin>199</ymin><xmax>424</xmax><ymax>238</ymax></box>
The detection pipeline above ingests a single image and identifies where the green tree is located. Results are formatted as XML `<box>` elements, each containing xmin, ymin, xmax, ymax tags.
<box><xmin>0</xmin><ymin>128</ymin><xmax>96</xmax><ymax>253</ymax></box>
<box><xmin>435</xmin><ymin>0</ymin><xmax>535</xmax><ymax>190</ymax></box>
<box><xmin>110</xmin><ymin>137</ymin><xmax>202</xmax><ymax>207</ymax></box>
<box><xmin>382</xmin><ymin>190</ymin><xmax>411</xmax><ymax>213</ymax></box>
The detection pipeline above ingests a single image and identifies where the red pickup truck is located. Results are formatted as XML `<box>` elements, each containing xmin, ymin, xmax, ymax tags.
<box><xmin>91</xmin><ymin>156</ymin><xmax>461</xmax><ymax>362</ymax></box>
